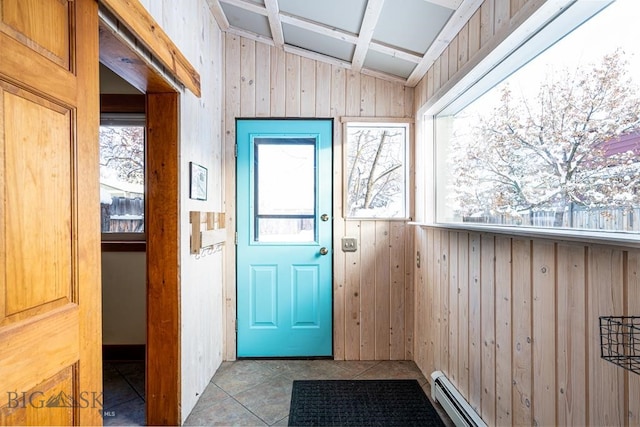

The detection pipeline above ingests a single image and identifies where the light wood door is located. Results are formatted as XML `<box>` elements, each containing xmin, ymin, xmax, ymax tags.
<box><xmin>0</xmin><ymin>0</ymin><xmax>102</xmax><ymax>425</ymax></box>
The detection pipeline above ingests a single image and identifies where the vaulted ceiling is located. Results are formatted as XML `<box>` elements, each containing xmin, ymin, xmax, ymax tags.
<box><xmin>206</xmin><ymin>0</ymin><xmax>483</xmax><ymax>86</ymax></box>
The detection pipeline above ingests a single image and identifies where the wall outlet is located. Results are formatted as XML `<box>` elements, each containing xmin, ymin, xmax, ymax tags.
<box><xmin>341</xmin><ymin>237</ymin><xmax>357</xmax><ymax>252</ymax></box>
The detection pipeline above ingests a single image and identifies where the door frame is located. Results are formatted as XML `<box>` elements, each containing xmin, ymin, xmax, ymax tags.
<box><xmin>99</xmin><ymin>17</ymin><xmax>182</xmax><ymax>427</ymax></box>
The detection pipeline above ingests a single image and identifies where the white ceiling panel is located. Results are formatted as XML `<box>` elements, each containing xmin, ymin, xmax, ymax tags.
<box><xmin>282</xmin><ymin>24</ymin><xmax>355</xmax><ymax>62</ymax></box>
<box><xmin>374</xmin><ymin>0</ymin><xmax>454</xmax><ymax>54</ymax></box>
<box><xmin>278</xmin><ymin>0</ymin><xmax>367</xmax><ymax>34</ymax></box>
<box><xmin>364</xmin><ymin>50</ymin><xmax>417</xmax><ymax>79</ymax></box>
<box><xmin>220</xmin><ymin>2</ymin><xmax>271</xmax><ymax>38</ymax></box>
<box><xmin>283</xmin><ymin>23</ymin><xmax>356</xmax><ymax>63</ymax></box>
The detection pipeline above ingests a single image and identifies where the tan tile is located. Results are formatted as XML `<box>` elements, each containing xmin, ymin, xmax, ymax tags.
<box><xmin>212</xmin><ymin>360</ymin><xmax>279</xmax><ymax>395</ymax></box>
<box><xmin>354</xmin><ymin>360</ymin><xmax>427</xmax><ymax>384</ymax></box>
<box><xmin>189</xmin><ymin>383</ymin><xmax>229</xmax><ymax>415</ymax></box>
<box><xmin>233</xmin><ymin>375</ymin><xmax>293</xmax><ymax>425</ymax></box>
<box><xmin>183</xmin><ymin>396</ymin><xmax>267</xmax><ymax>426</ymax></box>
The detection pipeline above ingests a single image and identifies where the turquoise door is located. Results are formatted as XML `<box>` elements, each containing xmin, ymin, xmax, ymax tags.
<box><xmin>236</xmin><ymin>119</ymin><xmax>333</xmax><ymax>357</ymax></box>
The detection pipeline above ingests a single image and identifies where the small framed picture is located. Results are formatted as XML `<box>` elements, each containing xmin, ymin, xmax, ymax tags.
<box><xmin>189</xmin><ymin>162</ymin><xmax>208</xmax><ymax>200</ymax></box>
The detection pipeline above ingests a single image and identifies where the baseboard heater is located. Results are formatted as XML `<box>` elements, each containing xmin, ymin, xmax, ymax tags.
<box><xmin>431</xmin><ymin>371</ymin><xmax>487</xmax><ymax>427</ymax></box>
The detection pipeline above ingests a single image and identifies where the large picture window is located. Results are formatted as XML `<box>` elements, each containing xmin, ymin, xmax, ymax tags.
<box><xmin>432</xmin><ymin>0</ymin><xmax>640</xmax><ymax>234</ymax></box>
<box><xmin>344</xmin><ymin>121</ymin><xmax>409</xmax><ymax>219</ymax></box>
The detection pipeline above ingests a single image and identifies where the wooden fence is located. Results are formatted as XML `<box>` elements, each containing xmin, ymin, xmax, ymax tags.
<box><xmin>465</xmin><ymin>206</ymin><xmax>640</xmax><ymax>232</ymax></box>
<box><xmin>100</xmin><ymin>196</ymin><xmax>144</xmax><ymax>232</ymax></box>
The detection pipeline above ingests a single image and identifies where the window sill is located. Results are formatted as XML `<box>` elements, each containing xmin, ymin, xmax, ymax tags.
<box><xmin>408</xmin><ymin>221</ymin><xmax>640</xmax><ymax>249</ymax></box>
<box><xmin>101</xmin><ymin>241</ymin><xmax>146</xmax><ymax>252</ymax></box>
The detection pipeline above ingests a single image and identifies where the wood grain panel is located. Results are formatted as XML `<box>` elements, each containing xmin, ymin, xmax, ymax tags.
<box><xmin>223</xmin><ymin>34</ymin><xmax>241</xmax><ymax>362</ymax></box>
<box><xmin>427</xmin><ymin>230</ymin><xmax>442</xmax><ymax>367</ymax></box>
<box><xmin>480</xmin><ymin>234</ymin><xmax>495</xmax><ymax>425</ymax></box>
<box><xmin>2</xmin><ymin>84</ymin><xmax>72</xmax><ymax>322</ymax></box>
<box><xmin>0</xmin><ymin>366</ymin><xmax>75</xmax><ymax>426</ymax></box>
<box><xmin>146</xmin><ymin>92</ymin><xmax>180</xmax><ymax>426</ymax></box>
<box><xmin>457</xmin><ymin>232</ymin><xmax>470</xmax><ymax>397</ymax></box>
<box><xmin>494</xmin><ymin>236</ymin><xmax>513</xmax><ymax>425</ymax></box>
<box><xmin>331</xmin><ymin>65</ymin><xmax>347</xmax><ymax>360</ymax></box>
<box><xmin>344</xmin><ymin>221</ymin><xmax>361</xmax><ymax>360</ymax></box>
<box><xmin>588</xmin><ymin>246</ymin><xmax>625</xmax><ymax>426</ymax></box>
<box><xmin>300</xmin><ymin>57</ymin><xmax>315</xmax><ymax>117</ymax></box>
<box><xmin>240</xmin><ymin>38</ymin><xmax>256</xmax><ymax>117</ymax></box>
<box><xmin>556</xmin><ymin>243</ymin><xmax>587</xmax><ymax>426</ymax></box>
<box><xmin>532</xmin><ymin>240</ymin><xmax>556</xmax><ymax>427</ymax></box>
<box><xmin>468</xmin><ymin>233</ymin><xmax>481</xmax><ymax>412</ymax></box>
<box><xmin>512</xmin><ymin>238</ymin><xmax>532</xmax><ymax>425</ymax></box>
<box><xmin>448</xmin><ymin>232</ymin><xmax>459</xmax><ymax>385</ymax></box>
<box><xmin>390</xmin><ymin>222</ymin><xmax>406</xmax><ymax>360</ymax></box>
<box><xmin>360</xmin><ymin>221</ymin><xmax>376</xmax><ymax>360</ymax></box>
<box><xmin>627</xmin><ymin>251</ymin><xmax>640</xmax><ymax>426</ymax></box>
<box><xmin>255</xmin><ymin>42</ymin><xmax>270</xmax><ymax>117</ymax></box>
<box><xmin>414</xmin><ymin>226</ymin><xmax>640</xmax><ymax>426</ymax></box>
<box><xmin>0</xmin><ymin>304</ymin><xmax>79</xmax><ymax>395</ymax></box>
<box><xmin>438</xmin><ymin>230</ymin><xmax>449</xmax><ymax>371</ymax></box>
<box><xmin>1</xmin><ymin>0</ymin><xmax>71</xmax><ymax>68</ymax></box>
<box><xmin>375</xmin><ymin>221</ymin><xmax>391</xmax><ymax>360</ymax></box>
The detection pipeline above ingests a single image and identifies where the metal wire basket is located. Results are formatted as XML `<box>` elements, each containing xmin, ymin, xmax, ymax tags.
<box><xmin>599</xmin><ymin>316</ymin><xmax>640</xmax><ymax>375</ymax></box>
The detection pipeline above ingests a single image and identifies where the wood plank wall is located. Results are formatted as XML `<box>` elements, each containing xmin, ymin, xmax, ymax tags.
<box><xmin>412</xmin><ymin>0</ymin><xmax>640</xmax><ymax>425</ymax></box>
<box><xmin>414</xmin><ymin>0</ymin><xmax>544</xmax><ymax>111</ymax></box>
<box><xmin>223</xmin><ymin>34</ymin><xmax>415</xmax><ymax>361</ymax></box>
<box><xmin>414</xmin><ymin>227</ymin><xmax>640</xmax><ymax>426</ymax></box>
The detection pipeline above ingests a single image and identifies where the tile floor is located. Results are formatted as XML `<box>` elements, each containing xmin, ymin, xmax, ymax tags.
<box><xmin>102</xmin><ymin>359</ymin><xmax>453</xmax><ymax>426</ymax></box>
<box><xmin>102</xmin><ymin>360</ymin><xmax>146</xmax><ymax>426</ymax></box>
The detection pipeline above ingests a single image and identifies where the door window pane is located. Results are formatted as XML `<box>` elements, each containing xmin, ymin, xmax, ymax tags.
<box><xmin>254</xmin><ymin>138</ymin><xmax>316</xmax><ymax>242</ymax></box>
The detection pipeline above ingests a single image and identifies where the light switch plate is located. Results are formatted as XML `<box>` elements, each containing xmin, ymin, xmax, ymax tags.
<box><xmin>341</xmin><ymin>237</ymin><xmax>357</xmax><ymax>252</ymax></box>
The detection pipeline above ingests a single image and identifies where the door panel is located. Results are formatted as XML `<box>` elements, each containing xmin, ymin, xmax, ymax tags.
<box><xmin>1</xmin><ymin>0</ymin><xmax>72</xmax><ymax>68</ymax></box>
<box><xmin>0</xmin><ymin>0</ymin><xmax>101</xmax><ymax>425</ymax></box>
<box><xmin>237</xmin><ymin>119</ymin><xmax>332</xmax><ymax>357</ymax></box>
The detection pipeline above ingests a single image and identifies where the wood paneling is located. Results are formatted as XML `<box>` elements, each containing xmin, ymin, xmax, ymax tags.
<box><xmin>415</xmin><ymin>0</ymin><xmax>540</xmax><ymax>113</ymax></box>
<box><xmin>224</xmin><ymin>34</ymin><xmax>414</xmax><ymax>361</ymax></box>
<box><xmin>414</xmin><ymin>226</ymin><xmax>640</xmax><ymax>426</ymax></box>
<box><xmin>1</xmin><ymin>0</ymin><xmax>71</xmax><ymax>69</ymax></box>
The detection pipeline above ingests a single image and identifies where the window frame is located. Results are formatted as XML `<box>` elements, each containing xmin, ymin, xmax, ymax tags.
<box><xmin>100</xmin><ymin>112</ymin><xmax>146</xmax><ymax>243</ymax></box>
<box><xmin>342</xmin><ymin>117</ymin><xmax>412</xmax><ymax>220</ymax></box>
<box><xmin>414</xmin><ymin>0</ymin><xmax>640</xmax><ymax>245</ymax></box>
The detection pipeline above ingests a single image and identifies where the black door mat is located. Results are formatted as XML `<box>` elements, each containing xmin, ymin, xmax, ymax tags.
<box><xmin>288</xmin><ymin>379</ymin><xmax>446</xmax><ymax>426</ymax></box>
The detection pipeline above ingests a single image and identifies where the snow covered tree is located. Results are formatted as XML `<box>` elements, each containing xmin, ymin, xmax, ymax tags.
<box><xmin>99</xmin><ymin>125</ymin><xmax>144</xmax><ymax>185</ymax></box>
<box><xmin>346</xmin><ymin>126</ymin><xmax>405</xmax><ymax>217</ymax></box>
<box><xmin>450</xmin><ymin>51</ymin><xmax>640</xmax><ymax>226</ymax></box>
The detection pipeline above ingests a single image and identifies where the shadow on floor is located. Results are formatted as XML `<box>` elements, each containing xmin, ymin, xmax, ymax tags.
<box><xmin>103</xmin><ymin>360</ymin><xmax>145</xmax><ymax>426</ymax></box>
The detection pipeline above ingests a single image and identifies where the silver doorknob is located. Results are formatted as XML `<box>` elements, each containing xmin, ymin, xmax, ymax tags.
<box><xmin>321</xmin><ymin>214</ymin><xmax>329</xmax><ymax>221</ymax></box>
<box><xmin>319</xmin><ymin>247</ymin><xmax>328</xmax><ymax>255</ymax></box>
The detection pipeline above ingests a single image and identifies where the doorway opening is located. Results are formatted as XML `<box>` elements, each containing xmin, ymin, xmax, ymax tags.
<box><xmin>99</xmin><ymin>63</ymin><xmax>147</xmax><ymax>425</ymax></box>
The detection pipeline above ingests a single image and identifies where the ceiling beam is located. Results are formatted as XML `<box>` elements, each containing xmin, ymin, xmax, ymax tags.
<box><xmin>424</xmin><ymin>0</ymin><xmax>463</xmax><ymax>9</ymax></box>
<box><xmin>205</xmin><ymin>0</ymin><xmax>230</xmax><ymax>31</ymax></box>
<box><xmin>369</xmin><ymin>42</ymin><xmax>422</xmax><ymax>64</ymax></box>
<box><xmin>280</xmin><ymin>13</ymin><xmax>359</xmax><ymax>44</ymax></box>
<box><xmin>219</xmin><ymin>0</ymin><xmax>267</xmax><ymax>16</ymax></box>
<box><xmin>406</xmin><ymin>0</ymin><xmax>483</xmax><ymax>87</ymax></box>
<box><xmin>351</xmin><ymin>0</ymin><xmax>385</xmax><ymax>72</ymax></box>
<box><xmin>283</xmin><ymin>44</ymin><xmax>352</xmax><ymax>69</ymax></box>
<box><xmin>225</xmin><ymin>26</ymin><xmax>275</xmax><ymax>46</ymax></box>
<box><xmin>264</xmin><ymin>0</ymin><xmax>285</xmax><ymax>48</ymax></box>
